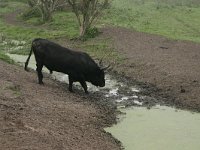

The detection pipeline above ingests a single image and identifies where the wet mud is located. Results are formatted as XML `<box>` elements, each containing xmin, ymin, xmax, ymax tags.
<box><xmin>7</xmin><ymin>54</ymin><xmax>172</xmax><ymax>110</ymax></box>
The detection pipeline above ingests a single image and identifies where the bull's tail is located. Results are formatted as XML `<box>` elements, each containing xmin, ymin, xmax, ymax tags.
<box><xmin>24</xmin><ymin>44</ymin><xmax>33</xmax><ymax>71</ymax></box>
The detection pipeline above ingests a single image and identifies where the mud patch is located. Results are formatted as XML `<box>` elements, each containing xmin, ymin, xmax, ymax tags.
<box><xmin>0</xmin><ymin>80</ymin><xmax>21</xmax><ymax>99</ymax></box>
<box><xmin>7</xmin><ymin>53</ymin><xmax>168</xmax><ymax>109</ymax></box>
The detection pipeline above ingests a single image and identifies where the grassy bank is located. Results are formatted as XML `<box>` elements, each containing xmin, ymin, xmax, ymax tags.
<box><xmin>102</xmin><ymin>0</ymin><xmax>200</xmax><ymax>43</ymax></box>
<box><xmin>19</xmin><ymin>0</ymin><xmax>200</xmax><ymax>43</ymax></box>
<box><xmin>0</xmin><ymin>2</ymin><xmax>64</xmax><ymax>56</ymax></box>
<box><xmin>0</xmin><ymin>52</ymin><xmax>14</xmax><ymax>64</ymax></box>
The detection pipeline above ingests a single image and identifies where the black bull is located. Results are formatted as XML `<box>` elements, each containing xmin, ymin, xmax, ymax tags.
<box><xmin>25</xmin><ymin>38</ymin><xmax>109</xmax><ymax>93</ymax></box>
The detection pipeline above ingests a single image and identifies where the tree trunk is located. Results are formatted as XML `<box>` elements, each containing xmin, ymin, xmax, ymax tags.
<box><xmin>79</xmin><ymin>24</ymin><xmax>86</xmax><ymax>37</ymax></box>
<box><xmin>41</xmin><ymin>7</ymin><xmax>52</xmax><ymax>22</ymax></box>
<box><xmin>79</xmin><ymin>12</ymin><xmax>90</xmax><ymax>37</ymax></box>
<box><xmin>43</xmin><ymin>12</ymin><xmax>52</xmax><ymax>22</ymax></box>
<box><xmin>68</xmin><ymin>0</ymin><xmax>110</xmax><ymax>38</ymax></box>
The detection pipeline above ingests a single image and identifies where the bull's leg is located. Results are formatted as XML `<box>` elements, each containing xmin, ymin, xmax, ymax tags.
<box><xmin>80</xmin><ymin>81</ymin><xmax>88</xmax><ymax>94</ymax></box>
<box><xmin>36</xmin><ymin>63</ymin><xmax>44</xmax><ymax>84</ymax></box>
<box><xmin>68</xmin><ymin>76</ymin><xmax>74</xmax><ymax>92</ymax></box>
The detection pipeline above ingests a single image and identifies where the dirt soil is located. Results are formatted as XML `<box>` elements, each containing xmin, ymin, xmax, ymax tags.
<box><xmin>0</xmin><ymin>60</ymin><xmax>120</xmax><ymax>150</ymax></box>
<box><xmin>101</xmin><ymin>27</ymin><xmax>200</xmax><ymax>112</ymax></box>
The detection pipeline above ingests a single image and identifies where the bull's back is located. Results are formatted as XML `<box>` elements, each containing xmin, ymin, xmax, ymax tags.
<box><xmin>33</xmin><ymin>38</ymin><xmax>98</xmax><ymax>76</ymax></box>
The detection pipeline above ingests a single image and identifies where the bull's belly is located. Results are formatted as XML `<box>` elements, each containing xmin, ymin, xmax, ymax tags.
<box><xmin>44</xmin><ymin>64</ymin><xmax>83</xmax><ymax>81</ymax></box>
<box><xmin>44</xmin><ymin>64</ymin><xmax>69</xmax><ymax>74</ymax></box>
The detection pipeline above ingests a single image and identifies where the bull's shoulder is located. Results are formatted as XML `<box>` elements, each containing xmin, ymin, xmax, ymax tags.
<box><xmin>32</xmin><ymin>38</ymin><xmax>59</xmax><ymax>48</ymax></box>
<box><xmin>32</xmin><ymin>38</ymin><xmax>46</xmax><ymax>47</ymax></box>
<box><xmin>76</xmin><ymin>51</ymin><xmax>90</xmax><ymax>57</ymax></box>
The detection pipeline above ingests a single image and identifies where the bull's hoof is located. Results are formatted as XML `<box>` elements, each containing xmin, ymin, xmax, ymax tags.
<box><xmin>69</xmin><ymin>89</ymin><xmax>74</xmax><ymax>93</ymax></box>
<box><xmin>24</xmin><ymin>68</ymin><xmax>29</xmax><ymax>72</ymax></box>
<box><xmin>85</xmin><ymin>91</ymin><xmax>89</xmax><ymax>94</ymax></box>
<box><xmin>39</xmin><ymin>82</ymin><xmax>44</xmax><ymax>85</ymax></box>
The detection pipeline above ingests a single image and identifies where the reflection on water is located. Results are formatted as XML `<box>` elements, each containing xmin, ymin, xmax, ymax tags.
<box><xmin>105</xmin><ymin>106</ymin><xmax>200</xmax><ymax>150</ymax></box>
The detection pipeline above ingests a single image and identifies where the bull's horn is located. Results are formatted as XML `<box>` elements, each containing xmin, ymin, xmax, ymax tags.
<box><xmin>101</xmin><ymin>64</ymin><xmax>110</xmax><ymax>70</ymax></box>
<box><xmin>99</xmin><ymin>58</ymin><xmax>103</xmax><ymax>66</ymax></box>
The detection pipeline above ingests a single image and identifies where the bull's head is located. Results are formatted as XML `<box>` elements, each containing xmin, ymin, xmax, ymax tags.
<box><xmin>90</xmin><ymin>59</ymin><xmax>110</xmax><ymax>87</ymax></box>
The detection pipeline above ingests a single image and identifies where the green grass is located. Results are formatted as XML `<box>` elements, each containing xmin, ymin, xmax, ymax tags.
<box><xmin>101</xmin><ymin>0</ymin><xmax>200</xmax><ymax>43</ymax></box>
<box><xmin>77</xmin><ymin>38</ymin><xmax>125</xmax><ymax>65</ymax></box>
<box><xmin>0</xmin><ymin>13</ymin><xmax>68</xmax><ymax>41</ymax></box>
<box><xmin>0</xmin><ymin>1</ymin><xmax>23</xmax><ymax>14</ymax></box>
<box><xmin>22</xmin><ymin>11</ymin><xmax>79</xmax><ymax>39</ymax></box>
<box><xmin>0</xmin><ymin>2</ymin><xmax>67</xmax><ymax>40</ymax></box>
<box><xmin>0</xmin><ymin>51</ymin><xmax>14</xmax><ymax>64</ymax></box>
<box><xmin>9</xmin><ymin>47</ymin><xmax>30</xmax><ymax>55</ymax></box>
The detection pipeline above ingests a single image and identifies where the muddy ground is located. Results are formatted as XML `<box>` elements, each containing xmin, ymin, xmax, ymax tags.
<box><xmin>0</xmin><ymin>60</ymin><xmax>121</xmax><ymax>150</ymax></box>
<box><xmin>101</xmin><ymin>27</ymin><xmax>200</xmax><ymax>112</ymax></box>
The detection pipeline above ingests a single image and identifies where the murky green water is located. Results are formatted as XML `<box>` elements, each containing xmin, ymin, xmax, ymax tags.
<box><xmin>105</xmin><ymin>106</ymin><xmax>200</xmax><ymax>150</ymax></box>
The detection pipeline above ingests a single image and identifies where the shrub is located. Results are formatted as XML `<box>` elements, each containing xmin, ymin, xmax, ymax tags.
<box><xmin>0</xmin><ymin>3</ymin><xmax>8</xmax><ymax>8</ymax></box>
<box><xmin>82</xmin><ymin>27</ymin><xmax>100</xmax><ymax>41</ymax></box>
<box><xmin>21</xmin><ymin>8</ymin><xmax>41</xmax><ymax>20</ymax></box>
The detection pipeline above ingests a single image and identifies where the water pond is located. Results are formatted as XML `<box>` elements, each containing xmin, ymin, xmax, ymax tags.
<box><xmin>106</xmin><ymin>106</ymin><xmax>200</xmax><ymax>150</ymax></box>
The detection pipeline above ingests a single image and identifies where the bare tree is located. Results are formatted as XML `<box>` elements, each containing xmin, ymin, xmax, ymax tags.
<box><xmin>67</xmin><ymin>0</ymin><xmax>109</xmax><ymax>37</ymax></box>
<box><xmin>27</xmin><ymin>0</ymin><xmax>66</xmax><ymax>22</ymax></box>
<box><xmin>39</xmin><ymin>0</ymin><xmax>58</xmax><ymax>21</ymax></box>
